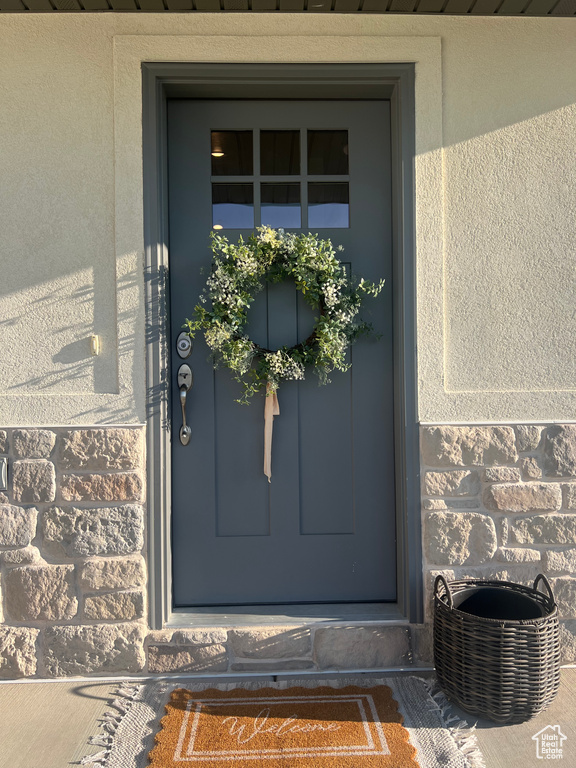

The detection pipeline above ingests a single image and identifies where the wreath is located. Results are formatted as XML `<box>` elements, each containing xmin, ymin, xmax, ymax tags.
<box><xmin>184</xmin><ymin>227</ymin><xmax>384</xmax><ymax>404</ymax></box>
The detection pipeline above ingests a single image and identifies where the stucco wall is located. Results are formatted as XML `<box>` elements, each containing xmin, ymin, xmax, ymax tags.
<box><xmin>0</xmin><ymin>15</ymin><xmax>574</xmax><ymax>425</ymax></box>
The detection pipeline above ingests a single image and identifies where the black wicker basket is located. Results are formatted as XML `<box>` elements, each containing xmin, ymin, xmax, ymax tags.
<box><xmin>434</xmin><ymin>574</ymin><xmax>560</xmax><ymax>724</ymax></box>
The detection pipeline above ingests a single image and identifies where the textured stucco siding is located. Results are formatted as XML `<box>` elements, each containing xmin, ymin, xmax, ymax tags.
<box><xmin>0</xmin><ymin>15</ymin><xmax>574</xmax><ymax>424</ymax></box>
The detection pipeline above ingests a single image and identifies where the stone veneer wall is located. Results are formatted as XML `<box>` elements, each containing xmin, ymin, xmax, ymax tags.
<box><xmin>2</xmin><ymin>422</ymin><xmax>576</xmax><ymax>678</ymax></box>
<box><xmin>141</xmin><ymin>422</ymin><xmax>576</xmax><ymax>674</ymax></box>
<box><xmin>0</xmin><ymin>427</ymin><xmax>148</xmax><ymax>678</ymax></box>
<box><xmin>421</xmin><ymin>424</ymin><xmax>576</xmax><ymax>664</ymax></box>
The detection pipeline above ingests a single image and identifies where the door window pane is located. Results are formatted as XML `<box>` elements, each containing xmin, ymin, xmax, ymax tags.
<box><xmin>261</xmin><ymin>131</ymin><xmax>300</xmax><ymax>175</ymax></box>
<box><xmin>211</xmin><ymin>131</ymin><xmax>253</xmax><ymax>176</ymax></box>
<box><xmin>307</xmin><ymin>130</ymin><xmax>349</xmax><ymax>175</ymax></box>
<box><xmin>308</xmin><ymin>183</ymin><xmax>349</xmax><ymax>229</ymax></box>
<box><xmin>212</xmin><ymin>184</ymin><xmax>254</xmax><ymax>229</ymax></box>
<box><xmin>261</xmin><ymin>183</ymin><xmax>301</xmax><ymax>229</ymax></box>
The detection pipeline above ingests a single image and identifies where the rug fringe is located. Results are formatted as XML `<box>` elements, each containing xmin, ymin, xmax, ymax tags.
<box><xmin>416</xmin><ymin>677</ymin><xmax>487</xmax><ymax>768</ymax></box>
<box><xmin>79</xmin><ymin>682</ymin><xmax>142</xmax><ymax>767</ymax></box>
<box><xmin>80</xmin><ymin>749</ymin><xmax>108</xmax><ymax>765</ymax></box>
<box><xmin>88</xmin><ymin>735</ymin><xmax>112</xmax><ymax>748</ymax></box>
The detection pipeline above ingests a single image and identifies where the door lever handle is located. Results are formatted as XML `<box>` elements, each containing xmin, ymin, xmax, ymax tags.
<box><xmin>180</xmin><ymin>387</ymin><xmax>191</xmax><ymax>446</ymax></box>
<box><xmin>177</xmin><ymin>364</ymin><xmax>193</xmax><ymax>446</ymax></box>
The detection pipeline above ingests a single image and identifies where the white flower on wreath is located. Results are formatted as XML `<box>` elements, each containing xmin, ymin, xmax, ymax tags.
<box><xmin>265</xmin><ymin>350</ymin><xmax>305</xmax><ymax>382</ymax></box>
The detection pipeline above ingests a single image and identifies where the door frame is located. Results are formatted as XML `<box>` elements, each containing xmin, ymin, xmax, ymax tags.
<box><xmin>142</xmin><ymin>62</ymin><xmax>421</xmax><ymax>630</ymax></box>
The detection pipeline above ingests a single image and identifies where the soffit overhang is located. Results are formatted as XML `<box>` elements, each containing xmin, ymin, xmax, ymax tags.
<box><xmin>1</xmin><ymin>0</ymin><xmax>575</xmax><ymax>16</ymax></box>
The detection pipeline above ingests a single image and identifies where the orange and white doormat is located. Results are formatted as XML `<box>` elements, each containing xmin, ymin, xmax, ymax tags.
<box><xmin>148</xmin><ymin>685</ymin><xmax>419</xmax><ymax>768</ymax></box>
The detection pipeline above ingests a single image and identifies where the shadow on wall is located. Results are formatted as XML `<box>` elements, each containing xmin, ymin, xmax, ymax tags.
<box><xmin>0</xmin><ymin>276</ymin><xmax>112</xmax><ymax>395</ymax></box>
<box><xmin>144</xmin><ymin>263</ymin><xmax>170</xmax><ymax>431</ymax></box>
<box><xmin>0</xmin><ymin>22</ymin><xmax>574</xmax><ymax>424</ymax></box>
<box><xmin>0</xmin><ymin>258</ymin><xmax>143</xmax><ymax>424</ymax></box>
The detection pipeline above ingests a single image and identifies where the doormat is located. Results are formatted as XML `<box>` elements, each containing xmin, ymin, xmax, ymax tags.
<box><xmin>79</xmin><ymin>677</ymin><xmax>486</xmax><ymax>768</ymax></box>
<box><xmin>149</xmin><ymin>685</ymin><xmax>417</xmax><ymax>768</ymax></box>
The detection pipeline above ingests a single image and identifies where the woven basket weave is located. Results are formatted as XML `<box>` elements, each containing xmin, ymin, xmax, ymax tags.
<box><xmin>434</xmin><ymin>574</ymin><xmax>560</xmax><ymax>724</ymax></box>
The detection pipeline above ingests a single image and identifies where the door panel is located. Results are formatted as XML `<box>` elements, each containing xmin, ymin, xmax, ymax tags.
<box><xmin>168</xmin><ymin>100</ymin><xmax>396</xmax><ymax>606</ymax></box>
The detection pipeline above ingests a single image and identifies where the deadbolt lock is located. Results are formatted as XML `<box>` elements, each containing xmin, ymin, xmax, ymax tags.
<box><xmin>176</xmin><ymin>331</ymin><xmax>193</xmax><ymax>359</ymax></box>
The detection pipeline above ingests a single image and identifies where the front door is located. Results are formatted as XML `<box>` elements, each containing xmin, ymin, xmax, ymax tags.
<box><xmin>168</xmin><ymin>99</ymin><xmax>396</xmax><ymax>607</ymax></box>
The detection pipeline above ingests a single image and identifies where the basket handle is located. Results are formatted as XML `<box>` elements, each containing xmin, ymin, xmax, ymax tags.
<box><xmin>434</xmin><ymin>574</ymin><xmax>453</xmax><ymax>609</ymax></box>
<box><xmin>534</xmin><ymin>573</ymin><xmax>555</xmax><ymax>603</ymax></box>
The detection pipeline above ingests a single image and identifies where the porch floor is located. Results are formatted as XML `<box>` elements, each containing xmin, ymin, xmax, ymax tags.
<box><xmin>0</xmin><ymin>669</ymin><xmax>574</xmax><ymax>768</ymax></box>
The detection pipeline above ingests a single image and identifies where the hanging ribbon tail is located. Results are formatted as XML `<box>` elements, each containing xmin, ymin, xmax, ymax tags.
<box><xmin>264</xmin><ymin>382</ymin><xmax>280</xmax><ymax>482</ymax></box>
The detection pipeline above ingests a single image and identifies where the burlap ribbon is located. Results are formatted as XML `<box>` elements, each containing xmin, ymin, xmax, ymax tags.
<box><xmin>264</xmin><ymin>382</ymin><xmax>280</xmax><ymax>482</ymax></box>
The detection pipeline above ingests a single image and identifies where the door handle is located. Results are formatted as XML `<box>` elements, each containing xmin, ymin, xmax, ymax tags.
<box><xmin>177</xmin><ymin>364</ymin><xmax>193</xmax><ymax>446</ymax></box>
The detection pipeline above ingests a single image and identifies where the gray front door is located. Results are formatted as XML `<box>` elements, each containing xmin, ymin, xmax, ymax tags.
<box><xmin>168</xmin><ymin>99</ymin><xmax>396</xmax><ymax>607</ymax></box>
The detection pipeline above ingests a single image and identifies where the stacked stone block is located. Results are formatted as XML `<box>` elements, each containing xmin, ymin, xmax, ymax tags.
<box><xmin>145</xmin><ymin>624</ymin><xmax>412</xmax><ymax>675</ymax></box>
<box><xmin>421</xmin><ymin>424</ymin><xmax>576</xmax><ymax>663</ymax></box>
<box><xmin>2</xmin><ymin>421</ymin><xmax>575</xmax><ymax>677</ymax></box>
<box><xmin>0</xmin><ymin>427</ymin><xmax>146</xmax><ymax>677</ymax></box>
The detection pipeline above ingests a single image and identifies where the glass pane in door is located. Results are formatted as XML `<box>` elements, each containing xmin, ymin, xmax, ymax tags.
<box><xmin>308</xmin><ymin>182</ymin><xmax>349</xmax><ymax>228</ymax></box>
<box><xmin>212</xmin><ymin>183</ymin><xmax>254</xmax><ymax>229</ymax></box>
<box><xmin>261</xmin><ymin>183</ymin><xmax>301</xmax><ymax>228</ymax></box>
<box><xmin>307</xmin><ymin>130</ymin><xmax>349</xmax><ymax>175</ymax></box>
<box><xmin>261</xmin><ymin>131</ymin><xmax>300</xmax><ymax>175</ymax></box>
<box><xmin>211</xmin><ymin>131</ymin><xmax>253</xmax><ymax>176</ymax></box>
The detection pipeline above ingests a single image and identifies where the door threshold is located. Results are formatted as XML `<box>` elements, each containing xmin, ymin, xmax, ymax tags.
<box><xmin>167</xmin><ymin>602</ymin><xmax>407</xmax><ymax>628</ymax></box>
